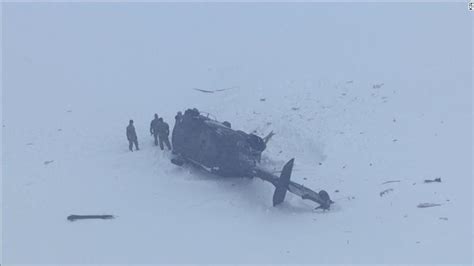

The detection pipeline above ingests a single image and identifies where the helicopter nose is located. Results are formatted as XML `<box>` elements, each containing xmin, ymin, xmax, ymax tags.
<box><xmin>318</xmin><ymin>190</ymin><xmax>333</xmax><ymax>210</ymax></box>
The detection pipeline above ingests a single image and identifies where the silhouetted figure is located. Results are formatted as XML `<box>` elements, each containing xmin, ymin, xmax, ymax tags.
<box><xmin>150</xmin><ymin>113</ymin><xmax>160</xmax><ymax>146</ymax></box>
<box><xmin>172</xmin><ymin>111</ymin><xmax>183</xmax><ymax>147</ymax></box>
<box><xmin>157</xmin><ymin>118</ymin><xmax>171</xmax><ymax>150</ymax></box>
<box><xmin>175</xmin><ymin>111</ymin><xmax>183</xmax><ymax>123</ymax></box>
<box><xmin>126</xmin><ymin>120</ymin><xmax>139</xmax><ymax>151</ymax></box>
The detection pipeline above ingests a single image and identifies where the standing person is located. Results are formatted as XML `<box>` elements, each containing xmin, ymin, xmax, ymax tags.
<box><xmin>172</xmin><ymin>111</ymin><xmax>183</xmax><ymax>146</ymax></box>
<box><xmin>126</xmin><ymin>119</ymin><xmax>139</xmax><ymax>151</ymax></box>
<box><xmin>150</xmin><ymin>113</ymin><xmax>160</xmax><ymax>146</ymax></box>
<box><xmin>175</xmin><ymin>111</ymin><xmax>183</xmax><ymax>124</ymax></box>
<box><xmin>157</xmin><ymin>118</ymin><xmax>172</xmax><ymax>151</ymax></box>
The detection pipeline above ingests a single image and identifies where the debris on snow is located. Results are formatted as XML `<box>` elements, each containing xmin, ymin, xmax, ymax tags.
<box><xmin>193</xmin><ymin>88</ymin><xmax>233</xmax><ymax>94</ymax></box>
<box><xmin>67</xmin><ymin>214</ymin><xmax>115</xmax><ymax>222</ymax></box>
<box><xmin>379</xmin><ymin>188</ymin><xmax>394</xmax><ymax>197</ymax></box>
<box><xmin>259</xmin><ymin>98</ymin><xmax>266</xmax><ymax>102</ymax></box>
<box><xmin>439</xmin><ymin>217</ymin><xmax>448</xmax><ymax>221</ymax></box>
<box><xmin>43</xmin><ymin>160</ymin><xmax>54</xmax><ymax>165</ymax></box>
<box><xmin>373</xmin><ymin>83</ymin><xmax>384</xmax><ymax>89</ymax></box>
<box><xmin>417</xmin><ymin>203</ymin><xmax>441</xmax><ymax>208</ymax></box>
<box><xmin>193</xmin><ymin>88</ymin><xmax>215</xmax><ymax>93</ymax></box>
<box><xmin>424</xmin><ymin>177</ymin><xmax>441</xmax><ymax>183</ymax></box>
<box><xmin>381</xmin><ymin>180</ymin><xmax>400</xmax><ymax>185</ymax></box>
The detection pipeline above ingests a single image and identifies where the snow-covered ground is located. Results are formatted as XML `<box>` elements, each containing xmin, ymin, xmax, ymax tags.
<box><xmin>2</xmin><ymin>2</ymin><xmax>472</xmax><ymax>264</ymax></box>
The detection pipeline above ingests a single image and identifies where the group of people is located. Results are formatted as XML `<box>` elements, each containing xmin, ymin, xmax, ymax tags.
<box><xmin>126</xmin><ymin>113</ymin><xmax>172</xmax><ymax>152</ymax></box>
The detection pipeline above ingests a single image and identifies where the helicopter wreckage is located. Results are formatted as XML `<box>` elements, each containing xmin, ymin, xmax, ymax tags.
<box><xmin>170</xmin><ymin>108</ymin><xmax>333</xmax><ymax>210</ymax></box>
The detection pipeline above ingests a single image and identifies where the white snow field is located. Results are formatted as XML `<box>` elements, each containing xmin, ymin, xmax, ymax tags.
<box><xmin>2</xmin><ymin>2</ymin><xmax>472</xmax><ymax>265</ymax></box>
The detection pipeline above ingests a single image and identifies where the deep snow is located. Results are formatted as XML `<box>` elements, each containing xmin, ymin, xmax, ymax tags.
<box><xmin>2</xmin><ymin>2</ymin><xmax>473</xmax><ymax>264</ymax></box>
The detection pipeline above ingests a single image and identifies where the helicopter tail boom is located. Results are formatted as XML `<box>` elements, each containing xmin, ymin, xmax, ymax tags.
<box><xmin>254</xmin><ymin>159</ymin><xmax>333</xmax><ymax>209</ymax></box>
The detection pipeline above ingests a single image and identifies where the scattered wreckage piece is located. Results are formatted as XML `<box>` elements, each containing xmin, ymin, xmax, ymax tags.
<box><xmin>381</xmin><ymin>180</ymin><xmax>400</xmax><ymax>185</ymax></box>
<box><xmin>193</xmin><ymin>87</ymin><xmax>234</xmax><ymax>94</ymax></box>
<box><xmin>424</xmin><ymin>178</ymin><xmax>442</xmax><ymax>183</ymax></box>
<box><xmin>67</xmin><ymin>214</ymin><xmax>115</xmax><ymax>222</ymax></box>
<box><xmin>417</xmin><ymin>203</ymin><xmax>442</xmax><ymax>208</ymax></box>
<box><xmin>171</xmin><ymin>108</ymin><xmax>333</xmax><ymax>210</ymax></box>
<box><xmin>379</xmin><ymin>188</ymin><xmax>394</xmax><ymax>197</ymax></box>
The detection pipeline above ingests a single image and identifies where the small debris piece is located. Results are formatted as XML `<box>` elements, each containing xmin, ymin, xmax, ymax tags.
<box><xmin>57</xmin><ymin>129</ymin><xmax>62</xmax><ymax>131</ymax></box>
<box><xmin>381</xmin><ymin>180</ymin><xmax>400</xmax><ymax>185</ymax></box>
<box><xmin>379</xmin><ymin>188</ymin><xmax>394</xmax><ymax>197</ymax></box>
<box><xmin>342</xmin><ymin>165</ymin><xmax>346</xmax><ymax>169</ymax></box>
<box><xmin>43</xmin><ymin>160</ymin><xmax>54</xmax><ymax>165</ymax></box>
<box><xmin>193</xmin><ymin>88</ymin><xmax>214</xmax><ymax>93</ymax></box>
<box><xmin>439</xmin><ymin>217</ymin><xmax>448</xmax><ymax>221</ymax></box>
<box><xmin>417</xmin><ymin>203</ymin><xmax>441</xmax><ymax>208</ymax></box>
<box><xmin>392</xmin><ymin>139</ymin><xmax>398</xmax><ymax>142</ymax></box>
<box><xmin>424</xmin><ymin>178</ymin><xmax>441</xmax><ymax>183</ymax></box>
<box><xmin>393</xmin><ymin>118</ymin><xmax>397</xmax><ymax>122</ymax></box>
<box><xmin>318</xmin><ymin>162</ymin><xmax>322</xmax><ymax>166</ymax></box>
<box><xmin>260</xmin><ymin>98</ymin><xmax>266</xmax><ymax>102</ymax></box>
<box><xmin>373</xmin><ymin>83</ymin><xmax>384</xmax><ymax>89</ymax></box>
<box><xmin>303</xmin><ymin>177</ymin><xmax>307</xmax><ymax>180</ymax></box>
<box><xmin>369</xmin><ymin>163</ymin><xmax>373</xmax><ymax>166</ymax></box>
<box><xmin>67</xmin><ymin>214</ymin><xmax>114</xmax><ymax>222</ymax></box>
<box><xmin>215</xmin><ymin>88</ymin><xmax>233</xmax><ymax>92</ymax></box>
<box><xmin>346</xmin><ymin>80</ymin><xmax>353</xmax><ymax>84</ymax></box>
<box><xmin>291</xmin><ymin>107</ymin><xmax>300</xmax><ymax>111</ymax></box>
<box><xmin>335</xmin><ymin>190</ymin><xmax>339</xmax><ymax>193</ymax></box>
<box><xmin>26</xmin><ymin>143</ymin><xmax>34</xmax><ymax>146</ymax></box>
<box><xmin>66</xmin><ymin>110</ymin><xmax>72</xmax><ymax>113</ymax></box>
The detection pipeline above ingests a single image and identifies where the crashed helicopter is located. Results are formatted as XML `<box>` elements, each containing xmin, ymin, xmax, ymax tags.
<box><xmin>170</xmin><ymin>108</ymin><xmax>333</xmax><ymax>210</ymax></box>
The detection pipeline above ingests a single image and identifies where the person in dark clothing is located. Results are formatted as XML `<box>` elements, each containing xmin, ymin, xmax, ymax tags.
<box><xmin>150</xmin><ymin>113</ymin><xmax>160</xmax><ymax>146</ymax></box>
<box><xmin>175</xmin><ymin>111</ymin><xmax>183</xmax><ymax>123</ymax></box>
<box><xmin>126</xmin><ymin>119</ymin><xmax>139</xmax><ymax>151</ymax></box>
<box><xmin>172</xmin><ymin>111</ymin><xmax>183</xmax><ymax>147</ymax></box>
<box><xmin>156</xmin><ymin>118</ymin><xmax>172</xmax><ymax>150</ymax></box>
